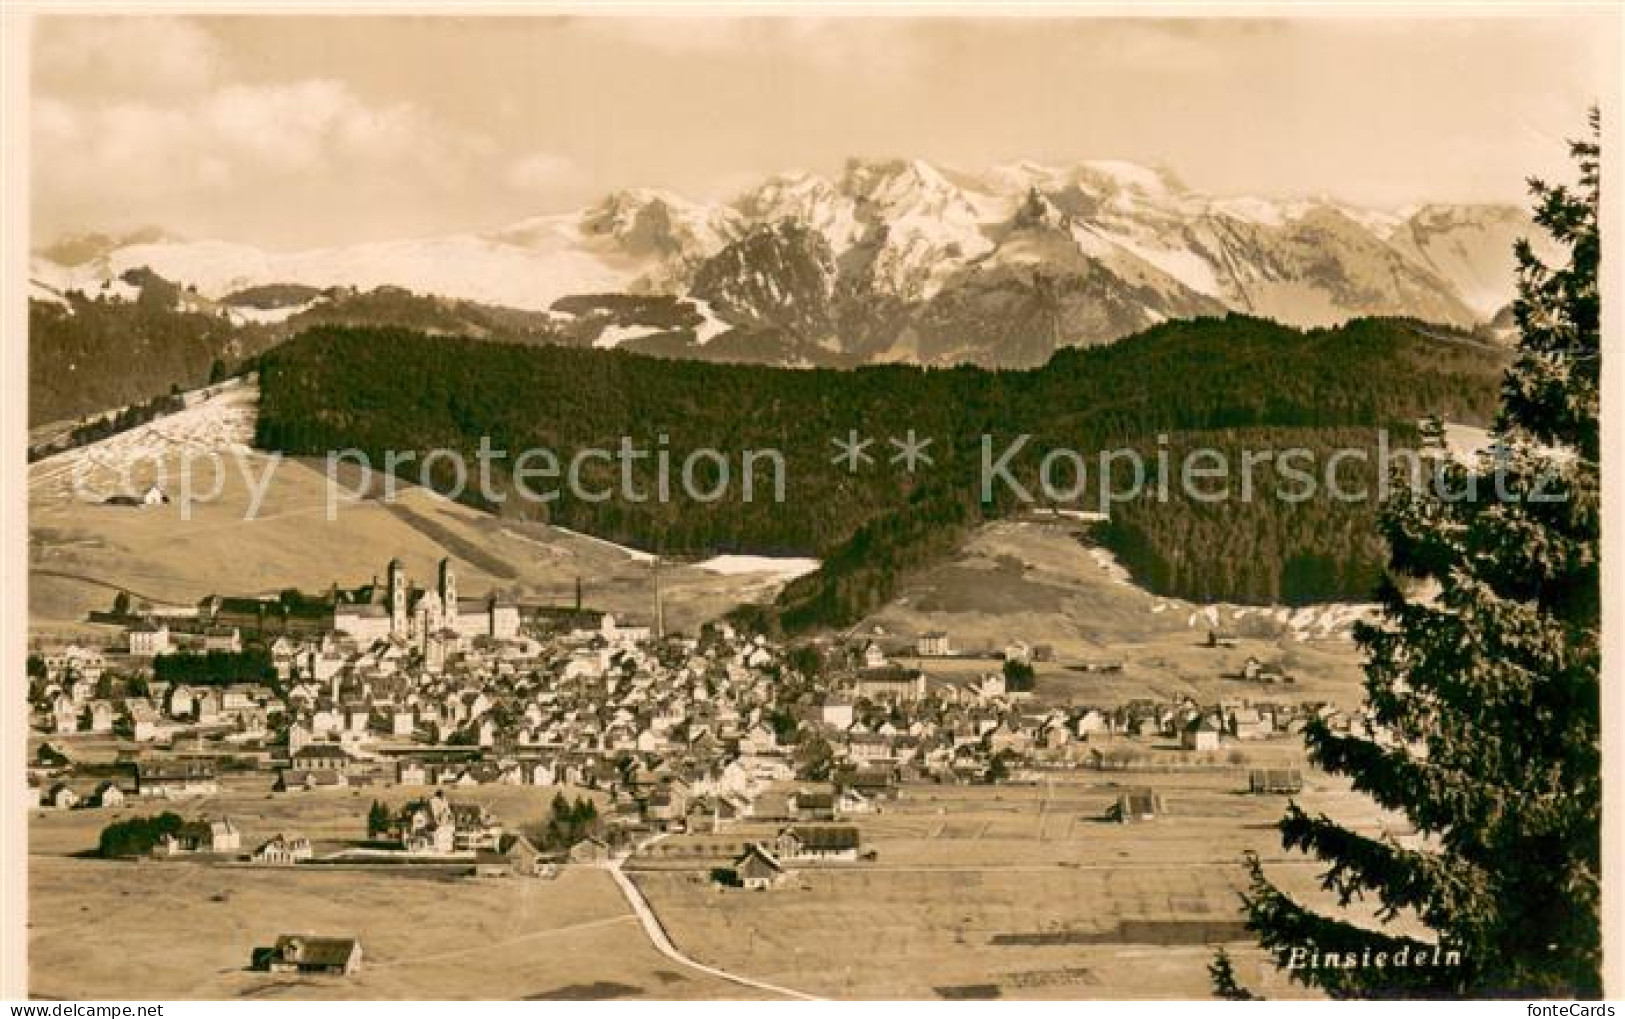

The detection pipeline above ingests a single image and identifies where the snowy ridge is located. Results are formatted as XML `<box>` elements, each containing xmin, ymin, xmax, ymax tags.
<box><xmin>34</xmin><ymin>157</ymin><xmax>1535</xmax><ymax>363</ymax></box>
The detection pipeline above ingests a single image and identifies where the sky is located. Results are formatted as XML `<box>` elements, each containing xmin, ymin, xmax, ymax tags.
<box><xmin>29</xmin><ymin>13</ymin><xmax>1615</xmax><ymax>250</ymax></box>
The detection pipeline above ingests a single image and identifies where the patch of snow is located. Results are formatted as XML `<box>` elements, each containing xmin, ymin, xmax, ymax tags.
<box><xmin>694</xmin><ymin>555</ymin><xmax>821</xmax><ymax>582</ymax></box>
<box><xmin>1092</xmin><ymin>227</ymin><xmax>1221</xmax><ymax>298</ymax></box>
<box><xmin>685</xmin><ymin>298</ymin><xmax>731</xmax><ymax>346</ymax></box>
<box><xmin>591</xmin><ymin>323</ymin><xmax>663</xmax><ymax>350</ymax></box>
<box><xmin>227</xmin><ymin>301</ymin><xmax>318</xmax><ymax>326</ymax></box>
<box><xmin>1052</xmin><ymin>508</ymin><xmax>1109</xmax><ymax>522</ymax></box>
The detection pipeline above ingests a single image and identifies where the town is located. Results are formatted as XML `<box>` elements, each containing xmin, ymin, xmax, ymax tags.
<box><xmin>24</xmin><ymin>552</ymin><xmax>1382</xmax><ymax>991</ymax></box>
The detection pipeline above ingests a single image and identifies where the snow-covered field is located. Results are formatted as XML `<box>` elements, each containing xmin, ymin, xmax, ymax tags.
<box><xmin>1090</xmin><ymin>539</ymin><xmax>1374</xmax><ymax>640</ymax></box>
<box><xmin>29</xmin><ymin>377</ymin><xmax>260</xmax><ymax>501</ymax></box>
<box><xmin>694</xmin><ymin>554</ymin><xmax>820</xmax><ymax>583</ymax></box>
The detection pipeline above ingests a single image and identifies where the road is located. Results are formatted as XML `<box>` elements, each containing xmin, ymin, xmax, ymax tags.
<box><xmin>605</xmin><ymin>840</ymin><xmax>821</xmax><ymax>1001</ymax></box>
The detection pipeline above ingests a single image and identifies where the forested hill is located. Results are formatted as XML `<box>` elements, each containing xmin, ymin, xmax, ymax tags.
<box><xmin>256</xmin><ymin>315</ymin><xmax>1508</xmax><ymax>629</ymax></box>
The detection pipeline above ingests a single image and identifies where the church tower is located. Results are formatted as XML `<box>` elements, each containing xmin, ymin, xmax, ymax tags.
<box><xmin>388</xmin><ymin>558</ymin><xmax>408</xmax><ymax>636</ymax></box>
<box><xmin>438</xmin><ymin>558</ymin><xmax>457</xmax><ymax>629</ymax></box>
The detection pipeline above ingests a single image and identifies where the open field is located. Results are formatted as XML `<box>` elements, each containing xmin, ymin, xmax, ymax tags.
<box><xmin>26</xmin><ymin>770</ymin><xmax>607</xmax><ymax>860</ymax></box>
<box><xmin>28</xmin><ymin>856</ymin><xmax>757</xmax><ymax>1000</ymax></box>
<box><xmin>630</xmin><ymin>769</ymin><xmax>1418</xmax><ymax>1000</ymax></box>
<box><xmin>28</xmin><ymin>770</ymin><xmax>759</xmax><ymax>1000</ymax></box>
<box><xmin>868</xmin><ymin>519</ymin><xmax>1371</xmax><ymax>709</ymax></box>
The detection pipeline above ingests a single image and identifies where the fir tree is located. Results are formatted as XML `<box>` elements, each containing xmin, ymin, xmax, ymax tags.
<box><xmin>1236</xmin><ymin>112</ymin><xmax>1601</xmax><ymax>998</ymax></box>
<box><xmin>1208</xmin><ymin>948</ymin><xmax>1256</xmax><ymax>1001</ymax></box>
<box><xmin>367</xmin><ymin>800</ymin><xmax>392</xmax><ymax>838</ymax></box>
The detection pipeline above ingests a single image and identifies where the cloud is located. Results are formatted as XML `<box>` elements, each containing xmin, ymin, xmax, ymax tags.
<box><xmin>34</xmin><ymin>16</ymin><xmax>223</xmax><ymax>98</ymax></box>
<box><xmin>504</xmin><ymin>151</ymin><xmax>582</xmax><ymax>194</ymax></box>
<box><xmin>30</xmin><ymin>73</ymin><xmax>479</xmax><ymax>246</ymax></box>
<box><xmin>580</xmin><ymin>16</ymin><xmax>924</xmax><ymax>78</ymax></box>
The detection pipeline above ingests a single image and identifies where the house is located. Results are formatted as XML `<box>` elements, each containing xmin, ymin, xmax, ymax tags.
<box><xmin>792</xmin><ymin>790</ymin><xmax>837</xmax><ymax>821</ymax></box>
<box><xmin>916</xmin><ymin>631</ymin><xmax>952</xmax><ymax>657</ymax></box>
<box><xmin>396</xmin><ymin>760</ymin><xmax>430</xmax><ymax>786</ymax></box>
<box><xmin>861</xmin><ymin>641</ymin><xmax>888</xmax><ymax>669</ymax></box>
<box><xmin>290</xmin><ymin>744</ymin><xmax>353</xmax><ymax>773</ymax></box>
<box><xmin>1181</xmin><ymin>714</ymin><xmax>1223</xmax><ymax>752</ymax></box>
<box><xmin>89</xmin><ymin>781</ymin><xmax>125</xmax><ymax>808</ymax></box>
<box><xmin>1109</xmin><ymin>789</ymin><xmax>1163</xmax><ymax>823</ymax></box>
<box><xmin>158</xmin><ymin>817</ymin><xmax>240</xmax><ymax>854</ymax></box>
<box><xmin>818</xmin><ymin>695</ymin><xmax>854</xmax><ymax>730</ymax></box>
<box><xmin>1241</xmin><ymin>657</ymin><xmax>1291</xmax><ymax>684</ymax></box>
<box><xmin>1248</xmin><ymin>769</ymin><xmax>1304</xmax><ymax>795</ymax></box>
<box><xmin>499</xmin><ymin>834</ymin><xmax>545</xmax><ymax>876</ymax></box>
<box><xmin>252</xmin><ymin>834</ymin><xmax>314</xmax><ymax>865</ymax></box>
<box><xmin>774</xmin><ymin>824</ymin><xmax>860</xmax><ymax>862</ymax></box>
<box><xmin>568</xmin><ymin>836</ymin><xmax>611</xmax><ymax>864</ymax></box>
<box><xmin>127</xmin><ymin>621</ymin><xmax>172</xmax><ymax>657</ymax></box>
<box><xmin>277</xmin><ymin>769</ymin><xmax>349</xmax><ymax>793</ymax></box>
<box><xmin>843</xmin><ymin>768</ymin><xmax>897</xmax><ymax>801</ymax></box>
<box><xmin>854</xmin><ymin>666</ymin><xmax>927</xmax><ymax>702</ymax></box>
<box><xmin>87</xmin><ymin>701</ymin><xmax>115</xmax><ymax>733</ymax></box>
<box><xmin>731</xmin><ymin>843</ymin><xmax>788</xmax><ymax>890</ymax></box>
<box><xmin>138</xmin><ymin>761</ymin><xmax>219</xmax><ymax>798</ymax></box>
<box><xmin>836</xmin><ymin>787</ymin><xmax>873</xmax><ymax>816</ymax></box>
<box><xmin>1230</xmin><ymin>707</ymin><xmax>1274</xmax><ymax>740</ymax></box>
<box><xmin>45</xmin><ymin>783</ymin><xmax>79</xmax><ymax>809</ymax></box>
<box><xmin>203</xmin><ymin>627</ymin><xmax>242</xmax><ymax>653</ymax></box>
<box><xmin>256</xmin><ymin>936</ymin><xmax>363</xmax><ymax>976</ymax></box>
<box><xmin>126</xmin><ymin>702</ymin><xmax>160</xmax><ymax>742</ymax></box>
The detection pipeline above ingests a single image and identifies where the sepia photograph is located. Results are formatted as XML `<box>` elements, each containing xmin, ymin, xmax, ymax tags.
<box><xmin>2</xmin><ymin>3</ymin><xmax>1619</xmax><ymax>1007</ymax></box>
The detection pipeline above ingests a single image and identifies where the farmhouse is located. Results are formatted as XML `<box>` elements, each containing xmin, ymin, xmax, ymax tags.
<box><xmin>89</xmin><ymin>781</ymin><xmax>125</xmax><ymax>808</ymax></box>
<box><xmin>1181</xmin><ymin>715</ymin><xmax>1223</xmax><ymax>752</ymax></box>
<box><xmin>157</xmin><ymin>817</ymin><xmax>241</xmax><ymax>854</ymax></box>
<box><xmin>252</xmin><ymin>834</ymin><xmax>314</xmax><ymax>865</ymax></box>
<box><xmin>499</xmin><ymin>834</ymin><xmax>546</xmax><ymax>876</ymax></box>
<box><xmin>774</xmin><ymin>824</ymin><xmax>860</xmax><ymax>862</ymax></box>
<box><xmin>731</xmin><ymin>843</ymin><xmax>788</xmax><ymax>890</ymax></box>
<box><xmin>256</xmin><ymin>936</ymin><xmax>363</xmax><ymax>976</ymax></box>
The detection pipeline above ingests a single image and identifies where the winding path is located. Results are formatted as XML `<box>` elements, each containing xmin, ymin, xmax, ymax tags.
<box><xmin>604</xmin><ymin>844</ymin><xmax>820</xmax><ymax>1001</ymax></box>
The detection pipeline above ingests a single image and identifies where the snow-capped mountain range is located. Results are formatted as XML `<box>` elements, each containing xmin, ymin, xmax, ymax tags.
<box><xmin>32</xmin><ymin>158</ymin><xmax>1539</xmax><ymax>368</ymax></box>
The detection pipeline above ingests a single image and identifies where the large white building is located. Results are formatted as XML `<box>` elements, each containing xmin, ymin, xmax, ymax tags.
<box><xmin>334</xmin><ymin>558</ymin><xmax>519</xmax><ymax>646</ymax></box>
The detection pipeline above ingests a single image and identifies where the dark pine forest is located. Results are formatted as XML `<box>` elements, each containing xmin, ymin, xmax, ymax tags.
<box><xmin>255</xmin><ymin>315</ymin><xmax>1507</xmax><ymax>631</ymax></box>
